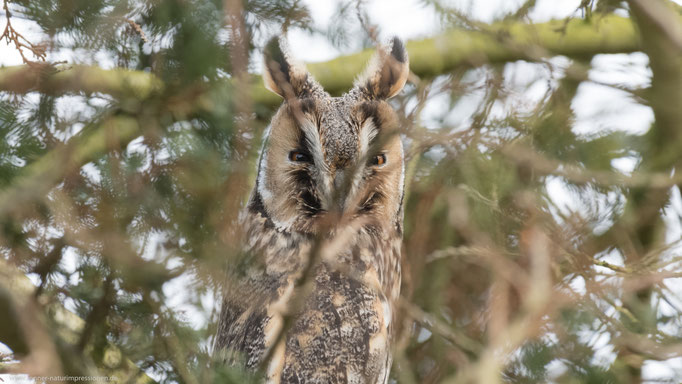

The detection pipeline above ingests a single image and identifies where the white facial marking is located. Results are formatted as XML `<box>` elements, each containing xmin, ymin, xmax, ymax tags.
<box><xmin>300</xmin><ymin>120</ymin><xmax>326</xmax><ymax>171</ymax></box>
<box><xmin>336</xmin><ymin>119</ymin><xmax>378</xmax><ymax>210</ymax></box>
<box><xmin>382</xmin><ymin>297</ymin><xmax>391</xmax><ymax>329</ymax></box>
<box><xmin>257</xmin><ymin>125</ymin><xmax>298</xmax><ymax>232</ymax></box>
<box><xmin>299</xmin><ymin>120</ymin><xmax>334</xmax><ymax>209</ymax></box>
<box><xmin>398</xmin><ymin>139</ymin><xmax>405</xmax><ymax>205</ymax></box>
<box><xmin>257</xmin><ymin>125</ymin><xmax>274</xmax><ymax>204</ymax></box>
<box><xmin>359</xmin><ymin>119</ymin><xmax>378</xmax><ymax>159</ymax></box>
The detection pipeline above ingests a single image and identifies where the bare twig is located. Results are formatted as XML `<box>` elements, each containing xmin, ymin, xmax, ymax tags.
<box><xmin>124</xmin><ymin>18</ymin><xmax>149</xmax><ymax>43</ymax></box>
<box><xmin>400</xmin><ymin>299</ymin><xmax>482</xmax><ymax>354</ymax></box>
<box><xmin>1</xmin><ymin>1</ymin><xmax>46</xmax><ymax>64</ymax></box>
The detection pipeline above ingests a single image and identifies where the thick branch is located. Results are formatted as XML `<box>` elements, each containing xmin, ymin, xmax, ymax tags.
<box><xmin>0</xmin><ymin>64</ymin><xmax>164</xmax><ymax>99</ymax></box>
<box><xmin>314</xmin><ymin>14</ymin><xmax>640</xmax><ymax>93</ymax></box>
<box><xmin>0</xmin><ymin>14</ymin><xmax>647</xmax><ymax>106</ymax></box>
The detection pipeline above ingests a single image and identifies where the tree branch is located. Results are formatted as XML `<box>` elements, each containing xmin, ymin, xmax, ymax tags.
<box><xmin>0</xmin><ymin>14</ymin><xmax>654</xmax><ymax>107</ymax></box>
<box><xmin>0</xmin><ymin>64</ymin><xmax>164</xmax><ymax>99</ymax></box>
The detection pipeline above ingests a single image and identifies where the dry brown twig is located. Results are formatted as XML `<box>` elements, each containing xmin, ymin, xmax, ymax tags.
<box><xmin>1</xmin><ymin>1</ymin><xmax>47</xmax><ymax>64</ymax></box>
<box><xmin>500</xmin><ymin>142</ymin><xmax>682</xmax><ymax>189</ymax></box>
<box><xmin>399</xmin><ymin>299</ymin><xmax>482</xmax><ymax>354</ymax></box>
<box><xmin>355</xmin><ymin>0</ymin><xmax>379</xmax><ymax>44</ymax></box>
<box><xmin>124</xmin><ymin>18</ymin><xmax>149</xmax><ymax>43</ymax></box>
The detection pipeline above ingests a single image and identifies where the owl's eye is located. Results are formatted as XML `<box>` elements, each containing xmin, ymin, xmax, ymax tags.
<box><xmin>289</xmin><ymin>150</ymin><xmax>312</xmax><ymax>163</ymax></box>
<box><xmin>370</xmin><ymin>154</ymin><xmax>387</xmax><ymax>166</ymax></box>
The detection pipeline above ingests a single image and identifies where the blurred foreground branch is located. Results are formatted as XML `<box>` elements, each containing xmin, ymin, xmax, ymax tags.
<box><xmin>0</xmin><ymin>258</ymin><xmax>155</xmax><ymax>383</ymax></box>
<box><xmin>0</xmin><ymin>115</ymin><xmax>139</xmax><ymax>218</ymax></box>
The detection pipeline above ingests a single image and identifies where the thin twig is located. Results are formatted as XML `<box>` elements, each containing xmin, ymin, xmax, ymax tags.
<box><xmin>1</xmin><ymin>1</ymin><xmax>46</xmax><ymax>64</ymax></box>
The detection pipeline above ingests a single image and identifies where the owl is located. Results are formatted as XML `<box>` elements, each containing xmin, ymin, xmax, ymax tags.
<box><xmin>214</xmin><ymin>36</ymin><xmax>409</xmax><ymax>384</ymax></box>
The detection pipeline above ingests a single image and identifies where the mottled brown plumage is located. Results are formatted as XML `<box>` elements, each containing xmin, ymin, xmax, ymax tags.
<box><xmin>214</xmin><ymin>36</ymin><xmax>409</xmax><ymax>384</ymax></box>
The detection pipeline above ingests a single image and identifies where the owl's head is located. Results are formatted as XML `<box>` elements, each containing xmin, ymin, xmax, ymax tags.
<box><xmin>251</xmin><ymin>37</ymin><xmax>409</xmax><ymax>235</ymax></box>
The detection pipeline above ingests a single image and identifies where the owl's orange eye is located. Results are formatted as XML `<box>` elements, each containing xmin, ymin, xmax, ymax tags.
<box><xmin>289</xmin><ymin>151</ymin><xmax>311</xmax><ymax>162</ymax></box>
<box><xmin>370</xmin><ymin>154</ymin><xmax>387</xmax><ymax>166</ymax></box>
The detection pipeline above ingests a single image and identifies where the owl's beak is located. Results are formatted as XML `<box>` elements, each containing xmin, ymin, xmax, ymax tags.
<box><xmin>332</xmin><ymin>169</ymin><xmax>349</xmax><ymax>212</ymax></box>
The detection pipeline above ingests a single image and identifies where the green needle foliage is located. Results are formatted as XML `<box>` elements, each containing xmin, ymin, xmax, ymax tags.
<box><xmin>1</xmin><ymin>0</ymin><xmax>681</xmax><ymax>383</ymax></box>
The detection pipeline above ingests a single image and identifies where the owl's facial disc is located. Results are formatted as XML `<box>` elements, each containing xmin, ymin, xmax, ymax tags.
<box><xmin>256</xmin><ymin>36</ymin><xmax>408</xmax><ymax>234</ymax></box>
<box><xmin>255</xmin><ymin>96</ymin><xmax>405</xmax><ymax>234</ymax></box>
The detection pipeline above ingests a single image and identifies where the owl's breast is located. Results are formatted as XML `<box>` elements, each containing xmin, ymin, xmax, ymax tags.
<box><xmin>271</xmin><ymin>265</ymin><xmax>393</xmax><ymax>384</ymax></box>
<box><xmin>216</xmin><ymin>208</ymin><xmax>401</xmax><ymax>384</ymax></box>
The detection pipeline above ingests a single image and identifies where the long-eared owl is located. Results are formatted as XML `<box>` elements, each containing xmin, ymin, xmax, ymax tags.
<box><xmin>214</xmin><ymin>36</ymin><xmax>409</xmax><ymax>384</ymax></box>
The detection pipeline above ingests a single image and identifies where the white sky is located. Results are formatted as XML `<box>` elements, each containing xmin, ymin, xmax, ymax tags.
<box><xmin>1</xmin><ymin>0</ymin><xmax>682</xmax><ymax>381</ymax></box>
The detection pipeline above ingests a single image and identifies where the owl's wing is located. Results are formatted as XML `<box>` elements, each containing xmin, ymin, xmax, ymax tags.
<box><xmin>213</xmin><ymin>203</ymin><xmax>299</xmax><ymax>368</ymax></box>
<box><xmin>213</xmin><ymin>268</ymin><xmax>287</xmax><ymax>369</ymax></box>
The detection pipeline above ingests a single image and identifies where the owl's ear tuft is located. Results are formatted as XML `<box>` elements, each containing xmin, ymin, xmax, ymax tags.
<box><xmin>354</xmin><ymin>36</ymin><xmax>409</xmax><ymax>100</ymax></box>
<box><xmin>263</xmin><ymin>37</ymin><xmax>317</xmax><ymax>100</ymax></box>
